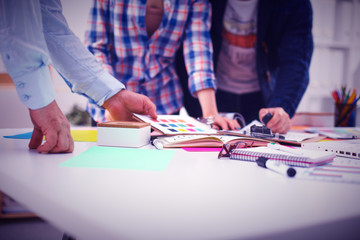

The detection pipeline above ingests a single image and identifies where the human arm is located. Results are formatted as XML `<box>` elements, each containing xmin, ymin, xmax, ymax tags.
<box><xmin>41</xmin><ymin>0</ymin><xmax>156</xmax><ymax>119</ymax></box>
<box><xmin>259</xmin><ymin>0</ymin><xmax>313</xmax><ymax>133</ymax></box>
<box><xmin>84</xmin><ymin>0</ymin><xmax>120</xmax><ymax>123</ymax></box>
<box><xmin>183</xmin><ymin>0</ymin><xmax>239</xmax><ymax>130</ymax></box>
<box><xmin>40</xmin><ymin>0</ymin><xmax>157</xmax><ymax>120</ymax></box>
<box><xmin>264</xmin><ymin>1</ymin><xmax>313</xmax><ymax>116</ymax></box>
<box><xmin>40</xmin><ymin>0</ymin><xmax>124</xmax><ymax>107</ymax></box>
<box><xmin>0</xmin><ymin>0</ymin><xmax>74</xmax><ymax>153</ymax></box>
<box><xmin>0</xmin><ymin>0</ymin><xmax>155</xmax><ymax>153</ymax></box>
<box><xmin>197</xmin><ymin>88</ymin><xmax>240</xmax><ymax>130</ymax></box>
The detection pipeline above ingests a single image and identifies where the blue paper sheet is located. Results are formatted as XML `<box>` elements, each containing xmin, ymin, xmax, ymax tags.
<box><xmin>3</xmin><ymin>132</ymin><xmax>33</xmax><ymax>139</ymax></box>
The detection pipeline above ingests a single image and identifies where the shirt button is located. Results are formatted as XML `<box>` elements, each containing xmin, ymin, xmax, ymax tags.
<box><xmin>164</xmin><ymin>0</ymin><xmax>171</xmax><ymax>8</ymax></box>
<box><xmin>22</xmin><ymin>95</ymin><xmax>30</xmax><ymax>101</ymax></box>
<box><xmin>17</xmin><ymin>82</ymin><xmax>25</xmax><ymax>88</ymax></box>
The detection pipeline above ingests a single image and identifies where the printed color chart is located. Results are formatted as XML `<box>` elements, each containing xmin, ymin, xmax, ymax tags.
<box><xmin>134</xmin><ymin>114</ymin><xmax>218</xmax><ymax>135</ymax></box>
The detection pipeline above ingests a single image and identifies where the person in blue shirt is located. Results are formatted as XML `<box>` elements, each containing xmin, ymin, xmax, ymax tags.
<box><xmin>178</xmin><ymin>0</ymin><xmax>313</xmax><ymax>133</ymax></box>
<box><xmin>0</xmin><ymin>0</ymin><xmax>157</xmax><ymax>153</ymax></box>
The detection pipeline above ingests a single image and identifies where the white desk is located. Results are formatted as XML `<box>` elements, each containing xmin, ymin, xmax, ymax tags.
<box><xmin>1</xmin><ymin>128</ymin><xmax>360</xmax><ymax>240</ymax></box>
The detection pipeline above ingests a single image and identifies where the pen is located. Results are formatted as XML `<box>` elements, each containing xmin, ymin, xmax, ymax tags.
<box><xmin>262</xmin><ymin>113</ymin><xmax>273</xmax><ymax>125</ymax></box>
<box><xmin>256</xmin><ymin>156</ymin><xmax>296</xmax><ymax>177</ymax></box>
<box><xmin>151</xmin><ymin>138</ymin><xmax>163</xmax><ymax>150</ymax></box>
<box><xmin>267</xmin><ymin>142</ymin><xmax>303</xmax><ymax>155</ymax></box>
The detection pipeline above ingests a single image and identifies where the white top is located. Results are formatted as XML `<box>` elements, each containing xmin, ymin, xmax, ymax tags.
<box><xmin>216</xmin><ymin>0</ymin><xmax>260</xmax><ymax>95</ymax></box>
<box><xmin>1</xmin><ymin>128</ymin><xmax>360</xmax><ymax>240</ymax></box>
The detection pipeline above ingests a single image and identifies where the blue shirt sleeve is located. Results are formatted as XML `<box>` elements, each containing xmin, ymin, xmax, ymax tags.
<box><xmin>0</xmin><ymin>0</ymin><xmax>55</xmax><ymax>110</ymax></box>
<box><xmin>0</xmin><ymin>0</ymin><xmax>125</xmax><ymax>110</ymax></box>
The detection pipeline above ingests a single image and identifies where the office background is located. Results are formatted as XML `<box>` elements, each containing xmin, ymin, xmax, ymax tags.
<box><xmin>0</xmin><ymin>0</ymin><xmax>359</xmax><ymax>128</ymax></box>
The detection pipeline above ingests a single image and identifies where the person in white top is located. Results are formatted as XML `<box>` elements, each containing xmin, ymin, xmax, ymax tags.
<box><xmin>179</xmin><ymin>0</ymin><xmax>313</xmax><ymax>134</ymax></box>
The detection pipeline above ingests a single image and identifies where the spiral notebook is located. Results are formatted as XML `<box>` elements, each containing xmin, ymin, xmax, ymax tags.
<box><xmin>230</xmin><ymin>147</ymin><xmax>336</xmax><ymax>167</ymax></box>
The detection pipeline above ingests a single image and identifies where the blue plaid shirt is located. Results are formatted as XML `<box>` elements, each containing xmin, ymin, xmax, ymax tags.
<box><xmin>85</xmin><ymin>0</ymin><xmax>216</xmax><ymax>122</ymax></box>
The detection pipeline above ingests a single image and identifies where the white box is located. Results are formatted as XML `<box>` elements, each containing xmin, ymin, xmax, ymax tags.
<box><xmin>97</xmin><ymin>121</ymin><xmax>151</xmax><ymax>148</ymax></box>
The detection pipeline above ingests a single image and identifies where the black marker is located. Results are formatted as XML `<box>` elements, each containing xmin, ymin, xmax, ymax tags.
<box><xmin>262</xmin><ymin>113</ymin><xmax>273</xmax><ymax>125</ymax></box>
<box><xmin>256</xmin><ymin>157</ymin><xmax>296</xmax><ymax>177</ymax></box>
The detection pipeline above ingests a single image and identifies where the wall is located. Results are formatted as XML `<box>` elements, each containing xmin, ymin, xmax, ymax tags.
<box><xmin>296</xmin><ymin>0</ymin><xmax>360</xmax><ymax>126</ymax></box>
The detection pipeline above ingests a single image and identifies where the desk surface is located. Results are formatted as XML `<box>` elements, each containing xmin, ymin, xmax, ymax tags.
<box><xmin>1</xmin><ymin>128</ymin><xmax>360</xmax><ymax>240</ymax></box>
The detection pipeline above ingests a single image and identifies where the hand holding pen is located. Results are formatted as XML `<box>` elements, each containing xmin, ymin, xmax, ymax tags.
<box><xmin>259</xmin><ymin>108</ymin><xmax>291</xmax><ymax>134</ymax></box>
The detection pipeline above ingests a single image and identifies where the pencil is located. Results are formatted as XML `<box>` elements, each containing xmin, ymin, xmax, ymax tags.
<box><xmin>334</xmin><ymin>87</ymin><xmax>358</xmax><ymax>127</ymax></box>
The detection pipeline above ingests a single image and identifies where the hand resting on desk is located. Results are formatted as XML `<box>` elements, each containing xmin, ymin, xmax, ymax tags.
<box><xmin>28</xmin><ymin>90</ymin><xmax>157</xmax><ymax>154</ymax></box>
<box><xmin>29</xmin><ymin>100</ymin><xmax>73</xmax><ymax>153</ymax></box>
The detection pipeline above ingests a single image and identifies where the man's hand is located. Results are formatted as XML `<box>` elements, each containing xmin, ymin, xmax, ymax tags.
<box><xmin>103</xmin><ymin>89</ymin><xmax>157</xmax><ymax>121</ymax></box>
<box><xmin>259</xmin><ymin>107</ymin><xmax>291</xmax><ymax>134</ymax></box>
<box><xmin>29</xmin><ymin>100</ymin><xmax>74</xmax><ymax>153</ymax></box>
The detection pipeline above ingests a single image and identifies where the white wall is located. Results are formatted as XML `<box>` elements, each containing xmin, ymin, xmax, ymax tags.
<box><xmin>297</xmin><ymin>0</ymin><xmax>360</xmax><ymax>126</ymax></box>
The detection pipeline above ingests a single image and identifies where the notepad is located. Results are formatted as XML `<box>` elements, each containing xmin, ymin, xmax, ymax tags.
<box><xmin>229</xmin><ymin>147</ymin><xmax>335</xmax><ymax>167</ymax></box>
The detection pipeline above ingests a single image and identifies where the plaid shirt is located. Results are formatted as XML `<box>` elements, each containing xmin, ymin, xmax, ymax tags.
<box><xmin>85</xmin><ymin>0</ymin><xmax>216</xmax><ymax>122</ymax></box>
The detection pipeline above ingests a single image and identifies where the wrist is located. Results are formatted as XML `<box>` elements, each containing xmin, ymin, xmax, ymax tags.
<box><xmin>102</xmin><ymin>89</ymin><xmax>125</xmax><ymax>109</ymax></box>
<box><xmin>197</xmin><ymin>116</ymin><xmax>215</xmax><ymax>127</ymax></box>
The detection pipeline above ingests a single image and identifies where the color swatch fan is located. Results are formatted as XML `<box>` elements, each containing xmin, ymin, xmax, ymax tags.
<box><xmin>134</xmin><ymin>114</ymin><xmax>218</xmax><ymax>135</ymax></box>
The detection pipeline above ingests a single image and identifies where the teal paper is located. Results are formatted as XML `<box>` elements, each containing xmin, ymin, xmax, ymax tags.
<box><xmin>3</xmin><ymin>132</ymin><xmax>32</xmax><ymax>139</ymax></box>
<box><xmin>59</xmin><ymin>146</ymin><xmax>175</xmax><ymax>171</ymax></box>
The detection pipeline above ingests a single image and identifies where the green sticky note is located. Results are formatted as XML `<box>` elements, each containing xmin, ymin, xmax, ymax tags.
<box><xmin>59</xmin><ymin>146</ymin><xmax>175</xmax><ymax>171</ymax></box>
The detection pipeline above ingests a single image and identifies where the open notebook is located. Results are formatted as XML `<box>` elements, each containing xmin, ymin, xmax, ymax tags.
<box><xmin>155</xmin><ymin>135</ymin><xmax>271</xmax><ymax>148</ymax></box>
<box><xmin>229</xmin><ymin>147</ymin><xmax>336</xmax><ymax>167</ymax></box>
